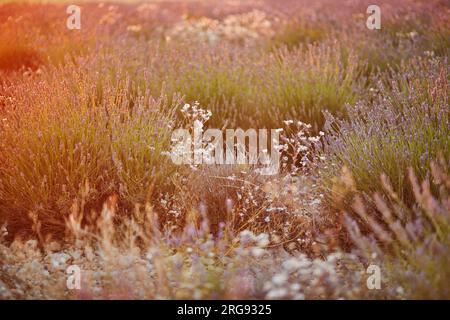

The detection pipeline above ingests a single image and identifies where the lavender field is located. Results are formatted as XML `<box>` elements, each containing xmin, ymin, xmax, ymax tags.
<box><xmin>0</xmin><ymin>0</ymin><xmax>449</xmax><ymax>299</ymax></box>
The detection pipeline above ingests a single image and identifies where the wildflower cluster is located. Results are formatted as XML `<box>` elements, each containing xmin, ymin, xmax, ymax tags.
<box><xmin>165</xmin><ymin>10</ymin><xmax>274</xmax><ymax>45</ymax></box>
